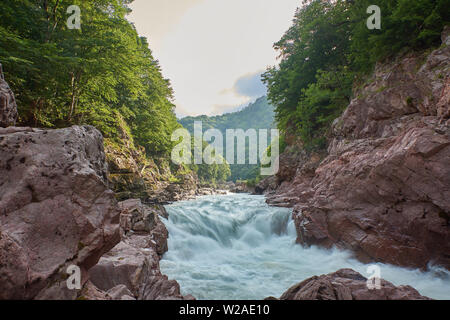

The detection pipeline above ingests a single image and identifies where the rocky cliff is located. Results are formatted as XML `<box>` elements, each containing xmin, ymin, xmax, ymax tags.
<box><xmin>89</xmin><ymin>199</ymin><xmax>193</xmax><ymax>300</ymax></box>
<box><xmin>259</xmin><ymin>28</ymin><xmax>450</xmax><ymax>270</ymax></box>
<box><xmin>0</xmin><ymin>126</ymin><xmax>191</xmax><ymax>300</ymax></box>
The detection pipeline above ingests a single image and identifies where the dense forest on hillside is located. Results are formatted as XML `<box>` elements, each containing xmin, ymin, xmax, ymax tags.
<box><xmin>179</xmin><ymin>96</ymin><xmax>276</xmax><ymax>181</ymax></box>
<box><xmin>0</xmin><ymin>0</ymin><xmax>182</xmax><ymax>158</ymax></box>
<box><xmin>263</xmin><ymin>0</ymin><xmax>449</xmax><ymax>151</ymax></box>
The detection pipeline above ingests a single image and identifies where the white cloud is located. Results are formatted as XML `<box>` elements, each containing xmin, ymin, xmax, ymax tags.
<box><xmin>128</xmin><ymin>0</ymin><xmax>300</xmax><ymax>116</ymax></box>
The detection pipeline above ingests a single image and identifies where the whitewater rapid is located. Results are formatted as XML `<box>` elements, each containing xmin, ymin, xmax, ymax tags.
<box><xmin>160</xmin><ymin>194</ymin><xmax>450</xmax><ymax>300</ymax></box>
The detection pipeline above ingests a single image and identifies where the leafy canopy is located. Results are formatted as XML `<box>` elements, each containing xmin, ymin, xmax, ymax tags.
<box><xmin>0</xmin><ymin>0</ymin><xmax>180</xmax><ymax>157</ymax></box>
<box><xmin>263</xmin><ymin>0</ymin><xmax>449</xmax><ymax>151</ymax></box>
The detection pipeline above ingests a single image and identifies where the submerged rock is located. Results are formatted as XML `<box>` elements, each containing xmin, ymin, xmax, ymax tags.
<box><xmin>270</xmin><ymin>269</ymin><xmax>431</xmax><ymax>300</ymax></box>
<box><xmin>0</xmin><ymin>125</ymin><xmax>121</xmax><ymax>299</ymax></box>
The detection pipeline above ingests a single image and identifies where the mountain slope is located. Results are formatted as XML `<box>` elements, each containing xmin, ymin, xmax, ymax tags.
<box><xmin>179</xmin><ymin>96</ymin><xmax>276</xmax><ymax>181</ymax></box>
<box><xmin>179</xmin><ymin>96</ymin><xmax>275</xmax><ymax>133</ymax></box>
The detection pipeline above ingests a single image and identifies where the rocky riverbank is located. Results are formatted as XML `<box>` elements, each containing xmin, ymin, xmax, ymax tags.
<box><xmin>0</xmin><ymin>125</ymin><xmax>121</xmax><ymax>299</ymax></box>
<box><xmin>0</xmin><ymin>123</ymin><xmax>192</xmax><ymax>299</ymax></box>
<box><xmin>87</xmin><ymin>199</ymin><xmax>194</xmax><ymax>300</ymax></box>
<box><xmin>268</xmin><ymin>269</ymin><xmax>431</xmax><ymax>300</ymax></box>
<box><xmin>257</xmin><ymin>28</ymin><xmax>450</xmax><ymax>270</ymax></box>
<box><xmin>0</xmin><ymin>62</ymin><xmax>191</xmax><ymax>299</ymax></box>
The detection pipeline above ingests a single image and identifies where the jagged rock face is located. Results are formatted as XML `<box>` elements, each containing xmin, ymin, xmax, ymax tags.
<box><xmin>0</xmin><ymin>64</ymin><xmax>18</xmax><ymax>127</ymax></box>
<box><xmin>89</xmin><ymin>199</ymin><xmax>193</xmax><ymax>300</ymax></box>
<box><xmin>264</xmin><ymin>29</ymin><xmax>450</xmax><ymax>269</ymax></box>
<box><xmin>271</xmin><ymin>269</ymin><xmax>430</xmax><ymax>300</ymax></box>
<box><xmin>0</xmin><ymin>126</ymin><xmax>121</xmax><ymax>299</ymax></box>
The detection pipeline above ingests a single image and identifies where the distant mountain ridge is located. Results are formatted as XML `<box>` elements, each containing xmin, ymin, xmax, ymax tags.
<box><xmin>179</xmin><ymin>96</ymin><xmax>275</xmax><ymax>133</ymax></box>
<box><xmin>178</xmin><ymin>96</ymin><xmax>276</xmax><ymax>181</ymax></box>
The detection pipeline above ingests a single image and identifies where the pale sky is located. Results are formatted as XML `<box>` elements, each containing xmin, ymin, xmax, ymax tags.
<box><xmin>128</xmin><ymin>0</ymin><xmax>300</xmax><ymax>117</ymax></box>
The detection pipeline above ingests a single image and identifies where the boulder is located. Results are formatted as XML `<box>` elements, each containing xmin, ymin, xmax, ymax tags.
<box><xmin>80</xmin><ymin>281</ymin><xmax>112</xmax><ymax>300</ymax></box>
<box><xmin>0</xmin><ymin>64</ymin><xmax>18</xmax><ymax>127</ymax></box>
<box><xmin>271</xmin><ymin>269</ymin><xmax>431</xmax><ymax>300</ymax></box>
<box><xmin>89</xmin><ymin>198</ymin><xmax>193</xmax><ymax>300</ymax></box>
<box><xmin>0</xmin><ymin>125</ymin><xmax>121</xmax><ymax>299</ymax></box>
<box><xmin>119</xmin><ymin>198</ymin><xmax>157</xmax><ymax>233</ymax></box>
<box><xmin>89</xmin><ymin>241</ymin><xmax>158</xmax><ymax>298</ymax></box>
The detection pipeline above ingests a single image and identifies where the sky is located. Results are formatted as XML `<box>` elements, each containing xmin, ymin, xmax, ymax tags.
<box><xmin>127</xmin><ymin>0</ymin><xmax>300</xmax><ymax>117</ymax></box>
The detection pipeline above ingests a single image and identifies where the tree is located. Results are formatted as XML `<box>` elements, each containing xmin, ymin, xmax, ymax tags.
<box><xmin>263</xmin><ymin>0</ymin><xmax>449</xmax><ymax>151</ymax></box>
<box><xmin>0</xmin><ymin>0</ymin><xmax>180</xmax><ymax>157</ymax></box>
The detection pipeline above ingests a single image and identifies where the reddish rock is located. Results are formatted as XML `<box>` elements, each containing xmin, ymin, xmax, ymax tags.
<box><xmin>0</xmin><ymin>64</ymin><xmax>18</xmax><ymax>127</ymax></box>
<box><xmin>263</xmin><ymin>29</ymin><xmax>450</xmax><ymax>270</ymax></box>
<box><xmin>89</xmin><ymin>238</ymin><xmax>190</xmax><ymax>300</ymax></box>
<box><xmin>118</xmin><ymin>199</ymin><xmax>169</xmax><ymax>256</ymax></box>
<box><xmin>0</xmin><ymin>125</ymin><xmax>121</xmax><ymax>299</ymax></box>
<box><xmin>89</xmin><ymin>199</ymin><xmax>193</xmax><ymax>300</ymax></box>
<box><xmin>106</xmin><ymin>285</ymin><xmax>135</xmax><ymax>300</ymax></box>
<box><xmin>272</xmin><ymin>269</ymin><xmax>430</xmax><ymax>300</ymax></box>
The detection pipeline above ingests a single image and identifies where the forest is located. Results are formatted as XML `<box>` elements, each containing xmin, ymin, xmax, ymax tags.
<box><xmin>0</xmin><ymin>0</ymin><xmax>179</xmax><ymax>157</ymax></box>
<box><xmin>263</xmin><ymin>0</ymin><xmax>449</xmax><ymax>151</ymax></box>
<box><xmin>179</xmin><ymin>96</ymin><xmax>276</xmax><ymax>181</ymax></box>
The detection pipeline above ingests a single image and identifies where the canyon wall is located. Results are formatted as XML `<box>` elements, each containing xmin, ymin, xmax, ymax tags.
<box><xmin>104</xmin><ymin>121</ymin><xmax>199</xmax><ymax>203</ymax></box>
<box><xmin>260</xmin><ymin>28</ymin><xmax>450</xmax><ymax>270</ymax></box>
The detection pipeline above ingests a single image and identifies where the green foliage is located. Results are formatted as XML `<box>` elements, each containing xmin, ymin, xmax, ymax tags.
<box><xmin>179</xmin><ymin>96</ymin><xmax>275</xmax><ymax>134</ymax></box>
<box><xmin>350</xmin><ymin>0</ymin><xmax>450</xmax><ymax>71</ymax></box>
<box><xmin>188</xmin><ymin>138</ymin><xmax>231</xmax><ymax>184</ymax></box>
<box><xmin>179</xmin><ymin>97</ymin><xmax>276</xmax><ymax>181</ymax></box>
<box><xmin>262</xmin><ymin>0</ymin><xmax>353</xmax><ymax>136</ymax></box>
<box><xmin>264</xmin><ymin>0</ymin><xmax>449</xmax><ymax>151</ymax></box>
<box><xmin>0</xmin><ymin>0</ymin><xmax>179</xmax><ymax>157</ymax></box>
<box><xmin>295</xmin><ymin>68</ymin><xmax>353</xmax><ymax>151</ymax></box>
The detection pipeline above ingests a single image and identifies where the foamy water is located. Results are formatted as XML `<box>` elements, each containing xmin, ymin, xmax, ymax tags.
<box><xmin>160</xmin><ymin>194</ymin><xmax>450</xmax><ymax>300</ymax></box>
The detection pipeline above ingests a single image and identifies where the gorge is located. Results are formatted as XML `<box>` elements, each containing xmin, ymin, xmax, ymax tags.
<box><xmin>0</xmin><ymin>0</ymin><xmax>449</xmax><ymax>302</ymax></box>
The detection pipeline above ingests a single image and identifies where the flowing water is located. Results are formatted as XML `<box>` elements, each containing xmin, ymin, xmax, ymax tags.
<box><xmin>160</xmin><ymin>194</ymin><xmax>450</xmax><ymax>300</ymax></box>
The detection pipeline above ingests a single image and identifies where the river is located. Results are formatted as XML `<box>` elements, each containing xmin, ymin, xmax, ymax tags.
<box><xmin>160</xmin><ymin>194</ymin><xmax>450</xmax><ymax>300</ymax></box>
